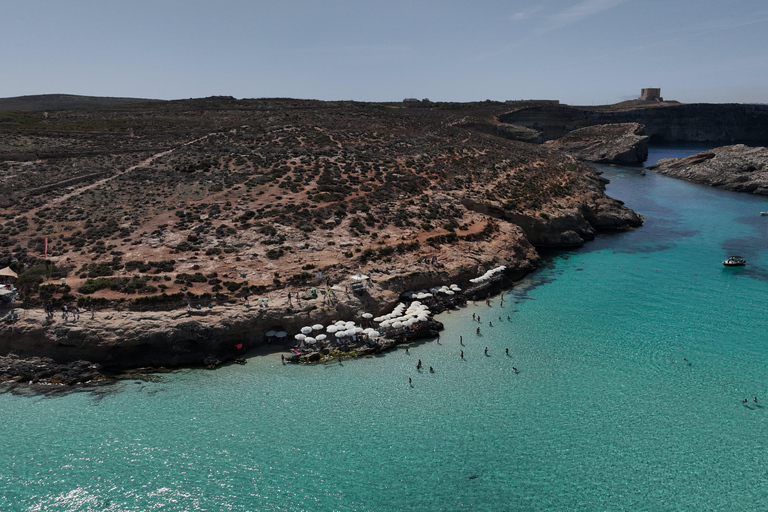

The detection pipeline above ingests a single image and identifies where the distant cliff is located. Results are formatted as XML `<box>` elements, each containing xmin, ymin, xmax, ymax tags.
<box><xmin>543</xmin><ymin>123</ymin><xmax>649</xmax><ymax>164</ymax></box>
<box><xmin>649</xmin><ymin>144</ymin><xmax>768</xmax><ymax>195</ymax></box>
<box><xmin>498</xmin><ymin>103</ymin><xmax>768</xmax><ymax>144</ymax></box>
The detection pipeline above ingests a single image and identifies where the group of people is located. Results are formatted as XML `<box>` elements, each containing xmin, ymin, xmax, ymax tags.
<box><xmin>53</xmin><ymin>304</ymin><xmax>80</xmax><ymax>321</ymax></box>
<box><xmin>409</xmin><ymin>332</ymin><xmax>519</xmax><ymax>384</ymax></box>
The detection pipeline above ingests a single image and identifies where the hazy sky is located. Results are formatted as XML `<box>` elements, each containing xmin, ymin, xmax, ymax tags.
<box><xmin>3</xmin><ymin>0</ymin><xmax>768</xmax><ymax>104</ymax></box>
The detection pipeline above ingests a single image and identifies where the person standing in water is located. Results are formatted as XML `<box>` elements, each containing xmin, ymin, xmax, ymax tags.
<box><xmin>461</xmin><ymin>350</ymin><xmax>464</xmax><ymax>359</ymax></box>
<box><xmin>484</xmin><ymin>347</ymin><xmax>488</xmax><ymax>355</ymax></box>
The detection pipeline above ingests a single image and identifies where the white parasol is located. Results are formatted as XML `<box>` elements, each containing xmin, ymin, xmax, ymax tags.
<box><xmin>301</xmin><ymin>326</ymin><xmax>313</xmax><ymax>334</ymax></box>
<box><xmin>275</xmin><ymin>331</ymin><xmax>287</xmax><ymax>338</ymax></box>
<box><xmin>265</xmin><ymin>330</ymin><xmax>277</xmax><ymax>337</ymax></box>
<box><xmin>295</xmin><ymin>334</ymin><xmax>306</xmax><ymax>341</ymax></box>
<box><xmin>312</xmin><ymin>324</ymin><xmax>324</xmax><ymax>331</ymax></box>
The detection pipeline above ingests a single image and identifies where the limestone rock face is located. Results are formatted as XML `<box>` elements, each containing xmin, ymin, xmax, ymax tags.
<box><xmin>650</xmin><ymin>145</ymin><xmax>768</xmax><ymax>194</ymax></box>
<box><xmin>499</xmin><ymin>103</ymin><xmax>768</xmax><ymax>144</ymax></box>
<box><xmin>543</xmin><ymin>123</ymin><xmax>649</xmax><ymax>164</ymax></box>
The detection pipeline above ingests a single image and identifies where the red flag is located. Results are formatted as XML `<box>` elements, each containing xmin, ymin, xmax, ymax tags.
<box><xmin>235</xmin><ymin>344</ymin><xmax>243</xmax><ymax>350</ymax></box>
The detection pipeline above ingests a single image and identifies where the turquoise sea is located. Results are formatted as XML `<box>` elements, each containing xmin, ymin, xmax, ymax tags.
<box><xmin>4</xmin><ymin>145</ymin><xmax>768</xmax><ymax>511</ymax></box>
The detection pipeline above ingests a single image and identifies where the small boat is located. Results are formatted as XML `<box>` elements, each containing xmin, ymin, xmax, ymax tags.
<box><xmin>723</xmin><ymin>256</ymin><xmax>746</xmax><ymax>267</ymax></box>
<box><xmin>761</xmin><ymin>212</ymin><xmax>768</xmax><ymax>216</ymax></box>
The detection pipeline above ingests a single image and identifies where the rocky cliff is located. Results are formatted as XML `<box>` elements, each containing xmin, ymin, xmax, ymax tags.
<box><xmin>0</xmin><ymin>97</ymin><xmax>642</xmax><ymax>377</ymax></box>
<box><xmin>498</xmin><ymin>103</ymin><xmax>768</xmax><ymax>144</ymax></box>
<box><xmin>543</xmin><ymin>123</ymin><xmax>649</xmax><ymax>164</ymax></box>
<box><xmin>649</xmin><ymin>144</ymin><xmax>768</xmax><ymax>194</ymax></box>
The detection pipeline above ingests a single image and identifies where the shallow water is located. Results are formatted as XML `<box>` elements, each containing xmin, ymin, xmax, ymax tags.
<box><xmin>4</xmin><ymin>146</ymin><xmax>768</xmax><ymax>511</ymax></box>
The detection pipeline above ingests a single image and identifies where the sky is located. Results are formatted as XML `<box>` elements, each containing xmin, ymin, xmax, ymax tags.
<box><xmin>3</xmin><ymin>0</ymin><xmax>768</xmax><ymax>105</ymax></box>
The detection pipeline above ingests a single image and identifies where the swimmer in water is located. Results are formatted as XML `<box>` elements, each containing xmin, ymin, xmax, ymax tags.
<box><xmin>507</xmin><ymin>316</ymin><xmax>510</xmax><ymax>320</ymax></box>
<box><xmin>754</xmin><ymin>397</ymin><xmax>758</xmax><ymax>402</ymax></box>
<box><xmin>406</xmin><ymin>347</ymin><xmax>409</xmax><ymax>354</ymax></box>
<box><xmin>513</xmin><ymin>367</ymin><xmax>518</xmax><ymax>373</ymax></box>
<box><xmin>461</xmin><ymin>350</ymin><xmax>464</xmax><ymax>359</ymax></box>
<box><xmin>409</xmin><ymin>377</ymin><xmax>412</xmax><ymax>385</ymax></box>
<box><xmin>460</xmin><ymin>335</ymin><xmax>463</xmax><ymax>345</ymax></box>
<box><xmin>429</xmin><ymin>366</ymin><xmax>434</xmax><ymax>373</ymax></box>
<box><xmin>505</xmin><ymin>348</ymin><xmax>509</xmax><ymax>355</ymax></box>
<box><xmin>489</xmin><ymin>321</ymin><xmax>493</xmax><ymax>327</ymax></box>
<box><xmin>472</xmin><ymin>313</ymin><xmax>475</xmax><ymax>320</ymax></box>
<box><xmin>484</xmin><ymin>347</ymin><xmax>488</xmax><ymax>355</ymax></box>
<box><xmin>477</xmin><ymin>326</ymin><xmax>480</xmax><ymax>335</ymax></box>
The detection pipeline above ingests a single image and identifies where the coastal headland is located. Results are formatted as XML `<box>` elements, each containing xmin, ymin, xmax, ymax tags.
<box><xmin>0</xmin><ymin>96</ymin><xmax>648</xmax><ymax>384</ymax></box>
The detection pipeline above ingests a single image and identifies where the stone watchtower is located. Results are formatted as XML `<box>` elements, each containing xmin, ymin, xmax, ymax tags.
<box><xmin>639</xmin><ymin>88</ymin><xmax>663</xmax><ymax>101</ymax></box>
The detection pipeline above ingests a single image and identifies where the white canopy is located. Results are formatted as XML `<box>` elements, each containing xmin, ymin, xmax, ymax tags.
<box><xmin>0</xmin><ymin>267</ymin><xmax>18</xmax><ymax>278</ymax></box>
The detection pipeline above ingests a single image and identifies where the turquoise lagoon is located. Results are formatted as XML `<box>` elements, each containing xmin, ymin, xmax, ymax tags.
<box><xmin>3</xmin><ymin>146</ymin><xmax>768</xmax><ymax>511</ymax></box>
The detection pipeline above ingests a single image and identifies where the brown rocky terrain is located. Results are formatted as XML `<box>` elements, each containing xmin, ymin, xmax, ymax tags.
<box><xmin>649</xmin><ymin>144</ymin><xmax>768</xmax><ymax>194</ymax></box>
<box><xmin>543</xmin><ymin>123</ymin><xmax>649</xmax><ymax>164</ymax></box>
<box><xmin>0</xmin><ymin>97</ymin><xmax>642</xmax><ymax>377</ymax></box>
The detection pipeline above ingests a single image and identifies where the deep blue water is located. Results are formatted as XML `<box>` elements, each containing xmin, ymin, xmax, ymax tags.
<box><xmin>3</xmin><ymin>146</ymin><xmax>768</xmax><ymax>511</ymax></box>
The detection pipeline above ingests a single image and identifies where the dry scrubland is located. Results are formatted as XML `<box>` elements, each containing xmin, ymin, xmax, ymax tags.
<box><xmin>0</xmin><ymin>97</ymin><xmax>636</xmax><ymax>313</ymax></box>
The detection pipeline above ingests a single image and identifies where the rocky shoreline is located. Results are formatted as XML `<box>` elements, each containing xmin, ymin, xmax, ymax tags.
<box><xmin>649</xmin><ymin>144</ymin><xmax>768</xmax><ymax>194</ymax></box>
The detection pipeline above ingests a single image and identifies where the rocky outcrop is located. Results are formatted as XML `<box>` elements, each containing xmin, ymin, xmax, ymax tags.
<box><xmin>649</xmin><ymin>144</ymin><xmax>768</xmax><ymax>194</ymax></box>
<box><xmin>453</xmin><ymin>120</ymin><xmax>543</xmax><ymax>143</ymax></box>
<box><xmin>543</xmin><ymin>123</ymin><xmax>649</xmax><ymax>164</ymax></box>
<box><xmin>0</xmin><ymin>355</ymin><xmax>105</xmax><ymax>385</ymax></box>
<box><xmin>499</xmin><ymin>104</ymin><xmax>768</xmax><ymax>144</ymax></box>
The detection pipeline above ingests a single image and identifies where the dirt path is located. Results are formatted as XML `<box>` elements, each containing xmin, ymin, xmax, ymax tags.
<box><xmin>16</xmin><ymin>133</ymin><xmax>215</xmax><ymax>220</ymax></box>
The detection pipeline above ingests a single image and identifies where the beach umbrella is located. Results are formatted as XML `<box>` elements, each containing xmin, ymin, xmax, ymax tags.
<box><xmin>265</xmin><ymin>330</ymin><xmax>277</xmax><ymax>337</ymax></box>
<box><xmin>316</xmin><ymin>334</ymin><xmax>327</xmax><ymax>341</ymax></box>
<box><xmin>445</xmin><ymin>290</ymin><xmax>454</xmax><ymax>295</ymax></box>
<box><xmin>368</xmin><ymin>331</ymin><xmax>380</xmax><ymax>338</ymax></box>
<box><xmin>312</xmin><ymin>324</ymin><xmax>324</xmax><ymax>331</ymax></box>
<box><xmin>304</xmin><ymin>337</ymin><xmax>316</xmax><ymax>344</ymax></box>
<box><xmin>275</xmin><ymin>331</ymin><xmax>287</xmax><ymax>338</ymax></box>
<box><xmin>392</xmin><ymin>321</ymin><xmax>403</xmax><ymax>329</ymax></box>
<box><xmin>354</xmin><ymin>327</ymin><xmax>364</xmax><ymax>334</ymax></box>
<box><xmin>0</xmin><ymin>267</ymin><xmax>18</xmax><ymax>278</ymax></box>
<box><xmin>326</xmin><ymin>325</ymin><xmax>338</xmax><ymax>333</ymax></box>
<box><xmin>379</xmin><ymin>320</ymin><xmax>392</xmax><ymax>328</ymax></box>
<box><xmin>295</xmin><ymin>334</ymin><xmax>306</xmax><ymax>341</ymax></box>
<box><xmin>301</xmin><ymin>326</ymin><xmax>313</xmax><ymax>334</ymax></box>
<box><xmin>331</xmin><ymin>285</ymin><xmax>344</xmax><ymax>291</ymax></box>
<box><xmin>362</xmin><ymin>313</ymin><xmax>373</xmax><ymax>319</ymax></box>
<box><xmin>351</xmin><ymin>273</ymin><xmax>368</xmax><ymax>281</ymax></box>
<box><xmin>336</xmin><ymin>330</ymin><xmax>347</xmax><ymax>338</ymax></box>
<box><xmin>335</xmin><ymin>320</ymin><xmax>347</xmax><ymax>326</ymax></box>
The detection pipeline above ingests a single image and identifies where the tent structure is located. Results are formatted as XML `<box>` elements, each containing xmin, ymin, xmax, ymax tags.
<box><xmin>0</xmin><ymin>267</ymin><xmax>18</xmax><ymax>279</ymax></box>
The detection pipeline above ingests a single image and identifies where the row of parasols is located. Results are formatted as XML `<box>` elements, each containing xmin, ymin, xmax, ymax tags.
<box><xmin>469</xmin><ymin>265</ymin><xmax>506</xmax><ymax>284</ymax></box>
<box><xmin>291</xmin><ymin>315</ymin><xmax>381</xmax><ymax>346</ymax></box>
<box><xmin>402</xmin><ymin>284</ymin><xmax>462</xmax><ymax>300</ymax></box>
<box><xmin>374</xmin><ymin>301</ymin><xmax>431</xmax><ymax>329</ymax></box>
